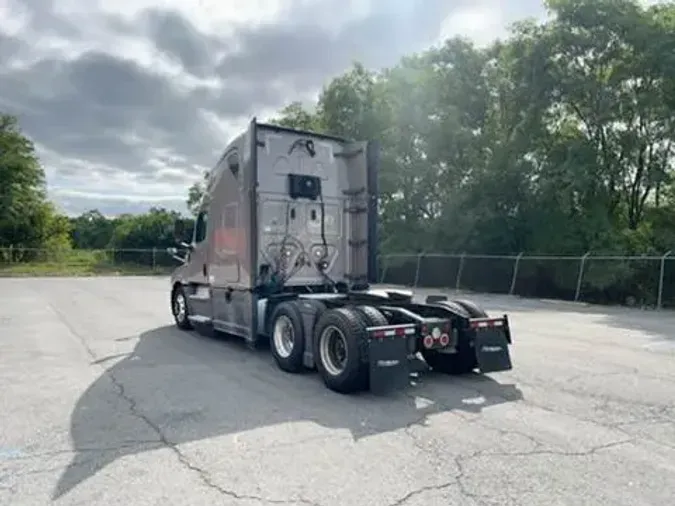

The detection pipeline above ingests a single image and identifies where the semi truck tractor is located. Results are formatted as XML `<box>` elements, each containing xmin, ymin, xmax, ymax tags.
<box><xmin>167</xmin><ymin>118</ymin><xmax>513</xmax><ymax>394</ymax></box>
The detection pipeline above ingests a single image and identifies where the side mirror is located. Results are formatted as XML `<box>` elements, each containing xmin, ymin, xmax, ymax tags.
<box><xmin>167</xmin><ymin>246</ymin><xmax>186</xmax><ymax>263</ymax></box>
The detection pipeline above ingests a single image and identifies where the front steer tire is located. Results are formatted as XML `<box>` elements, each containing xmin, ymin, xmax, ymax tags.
<box><xmin>171</xmin><ymin>285</ymin><xmax>193</xmax><ymax>330</ymax></box>
<box><xmin>313</xmin><ymin>307</ymin><xmax>369</xmax><ymax>394</ymax></box>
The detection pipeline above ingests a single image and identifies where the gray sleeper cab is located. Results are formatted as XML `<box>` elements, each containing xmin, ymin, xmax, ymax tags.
<box><xmin>168</xmin><ymin>118</ymin><xmax>514</xmax><ymax>394</ymax></box>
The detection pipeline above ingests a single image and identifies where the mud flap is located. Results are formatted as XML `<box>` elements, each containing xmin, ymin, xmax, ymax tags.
<box><xmin>474</xmin><ymin>329</ymin><xmax>512</xmax><ymax>373</ymax></box>
<box><xmin>368</xmin><ymin>336</ymin><xmax>411</xmax><ymax>394</ymax></box>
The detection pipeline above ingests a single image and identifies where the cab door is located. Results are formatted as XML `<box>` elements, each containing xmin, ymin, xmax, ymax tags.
<box><xmin>186</xmin><ymin>207</ymin><xmax>210</xmax><ymax>286</ymax></box>
<box><xmin>184</xmin><ymin>206</ymin><xmax>213</xmax><ymax>321</ymax></box>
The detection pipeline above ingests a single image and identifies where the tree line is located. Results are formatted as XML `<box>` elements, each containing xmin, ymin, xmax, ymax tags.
<box><xmin>187</xmin><ymin>0</ymin><xmax>674</xmax><ymax>257</ymax></box>
<box><xmin>0</xmin><ymin>113</ymin><xmax>191</xmax><ymax>255</ymax></box>
<box><xmin>1</xmin><ymin>0</ymin><xmax>674</xmax><ymax>304</ymax></box>
<box><xmin>256</xmin><ymin>0</ymin><xmax>674</xmax><ymax>258</ymax></box>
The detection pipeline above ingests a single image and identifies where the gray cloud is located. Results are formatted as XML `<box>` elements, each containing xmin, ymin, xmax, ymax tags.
<box><xmin>0</xmin><ymin>0</ymin><xmax>521</xmax><ymax>216</ymax></box>
<box><xmin>0</xmin><ymin>33</ymin><xmax>24</xmax><ymax>62</ymax></box>
<box><xmin>139</xmin><ymin>8</ymin><xmax>225</xmax><ymax>78</ymax></box>
<box><xmin>214</xmin><ymin>0</ymin><xmax>458</xmax><ymax>86</ymax></box>
<box><xmin>13</xmin><ymin>0</ymin><xmax>82</xmax><ymax>38</ymax></box>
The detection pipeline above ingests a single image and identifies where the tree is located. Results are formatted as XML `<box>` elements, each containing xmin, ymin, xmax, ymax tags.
<box><xmin>186</xmin><ymin>171</ymin><xmax>208</xmax><ymax>217</ymax></box>
<box><xmin>0</xmin><ymin>113</ymin><xmax>72</xmax><ymax>251</ymax></box>
<box><xmin>268</xmin><ymin>101</ymin><xmax>323</xmax><ymax>131</ymax></box>
<box><xmin>189</xmin><ymin>0</ymin><xmax>674</xmax><ymax>261</ymax></box>
<box><xmin>70</xmin><ymin>209</ymin><xmax>115</xmax><ymax>249</ymax></box>
<box><xmin>108</xmin><ymin>207</ymin><xmax>181</xmax><ymax>250</ymax></box>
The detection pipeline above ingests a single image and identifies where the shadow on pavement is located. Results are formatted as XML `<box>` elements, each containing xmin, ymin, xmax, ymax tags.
<box><xmin>54</xmin><ymin>325</ymin><xmax>522</xmax><ymax>499</ymax></box>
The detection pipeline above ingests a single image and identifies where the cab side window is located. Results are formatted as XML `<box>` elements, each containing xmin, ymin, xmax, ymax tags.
<box><xmin>194</xmin><ymin>210</ymin><xmax>208</xmax><ymax>243</ymax></box>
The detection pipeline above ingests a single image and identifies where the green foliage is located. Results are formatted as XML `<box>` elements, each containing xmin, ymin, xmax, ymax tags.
<box><xmin>186</xmin><ymin>171</ymin><xmax>209</xmax><ymax>217</ymax></box>
<box><xmin>1</xmin><ymin>0</ymin><xmax>674</xmax><ymax>306</ymax></box>
<box><xmin>0</xmin><ymin>113</ymin><xmax>72</xmax><ymax>252</ymax></box>
<box><xmin>268</xmin><ymin>101</ymin><xmax>324</xmax><ymax>131</ymax></box>
<box><xmin>70</xmin><ymin>210</ymin><xmax>115</xmax><ymax>249</ymax></box>
<box><xmin>108</xmin><ymin>207</ymin><xmax>180</xmax><ymax>250</ymax></box>
<box><xmin>269</xmin><ymin>0</ymin><xmax>675</xmax><ymax>258</ymax></box>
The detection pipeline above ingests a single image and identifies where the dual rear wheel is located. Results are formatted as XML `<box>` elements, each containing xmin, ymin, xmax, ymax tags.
<box><xmin>269</xmin><ymin>302</ymin><xmax>386</xmax><ymax>394</ymax></box>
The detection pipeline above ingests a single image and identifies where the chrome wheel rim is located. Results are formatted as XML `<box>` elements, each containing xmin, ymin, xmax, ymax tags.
<box><xmin>273</xmin><ymin>315</ymin><xmax>295</xmax><ymax>358</ymax></box>
<box><xmin>319</xmin><ymin>325</ymin><xmax>348</xmax><ymax>376</ymax></box>
<box><xmin>174</xmin><ymin>292</ymin><xmax>186</xmax><ymax>322</ymax></box>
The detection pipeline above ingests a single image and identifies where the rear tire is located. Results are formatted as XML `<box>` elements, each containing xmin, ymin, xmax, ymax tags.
<box><xmin>313</xmin><ymin>308</ymin><xmax>369</xmax><ymax>394</ymax></box>
<box><xmin>269</xmin><ymin>301</ymin><xmax>306</xmax><ymax>373</ymax></box>
<box><xmin>171</xmin><ymin>285</ymin><xmax>193</xmax><ymax>330</ymax></box>
<box><xmin>452</xmin><ymin>299</ymin><xmax>489</xmax><ymax>318</ymax></box>
<box><xmin>352</xmin><ymin>305</ymin><xmax>388</xmax><ymax>327</ymax></box>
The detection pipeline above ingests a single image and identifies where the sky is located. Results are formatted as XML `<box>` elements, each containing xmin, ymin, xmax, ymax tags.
<box><xmin>0</xmin><ymin>0</ymin><xmax>574</xmax><ymax>216</ymax></box>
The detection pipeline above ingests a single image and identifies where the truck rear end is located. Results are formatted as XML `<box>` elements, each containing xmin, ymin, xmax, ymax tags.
<box><xmin>169</xmin><ymin>118</ymin><xmax>514</xmax><ymax>395</ymax></box>
<box><xmin>250</xmin><ymin>123</ymin><xmax>514</xmax><ymax>394</ymax></box>
<box><xmin>253</xmin><ymin>124</ymin><xmax>377</xmax><ymax>294</ymax></box>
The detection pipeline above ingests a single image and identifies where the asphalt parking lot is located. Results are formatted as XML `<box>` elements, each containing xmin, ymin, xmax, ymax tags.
<box><xmin>1</xmin><ymin>277</ymin><xmax>674</xmax><ymax>506</ymax></box>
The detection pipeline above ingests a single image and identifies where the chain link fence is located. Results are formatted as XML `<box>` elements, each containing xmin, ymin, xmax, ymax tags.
<box><xmin>379</xmin><ymin>252</ymin><xmax>675</xmax><ymax>309</ymax></box>
<box><xmin>1</xmin><ymin>247</ymin><xmax>674</xmax><ymax>309</ymax></box>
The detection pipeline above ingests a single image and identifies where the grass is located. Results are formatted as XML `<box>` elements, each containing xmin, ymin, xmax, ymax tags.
<box><xmin>0</xmin><ymin>249</ymin><xmax>175</xmax><ymax>277</ymax></box>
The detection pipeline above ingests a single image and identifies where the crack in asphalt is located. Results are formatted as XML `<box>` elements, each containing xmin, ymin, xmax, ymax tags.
<box><xmin>37</xmin><ymin>289</ymin><xmax>673</xmax><ymax>506</ymax></box>
<box><xmin>479</xmin><ymin>368</ymin><xmax>673</xmax><ymax>433</ymax></box>
<box><xmin>388</xmin><ymin>435</ymin><xmax>637</xmax><ymax>506</ymax></box>
<box><xmin>46</xmin><ymin>300</ymin><xmax>323</xmax><ymax>506</ymax></box>
<box><xmin>386</xmin><ymin>481</ymin><xmax>458</xmax><ymax>506</ymax></box>
<box><xmin>514</xmin><ymin>374</ymin><xmax>670</xmax><ymax>412</ymax></box>
<box><xmin>110</xmin><ymin>377</ymin><xmax>322</xmax><ymax>506</ymax></box>
<box><xmin>46</xmin><ymin>290</ymin><xmax>504</xmax><ymax>506</ymax></box>
<box><xmin>389</xmin><ymin>388</ymin><xmax>641</xmax><ymax>506</ymax></box>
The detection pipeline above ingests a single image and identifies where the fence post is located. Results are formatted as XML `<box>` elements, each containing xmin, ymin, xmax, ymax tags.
<box><xmin>413</xmin><ymin>252</ymin><xmax>423</xmax><ymax>288</ymax></box>
<box><xmin>657</xmin><ymin>250</ymin><xmax>672</xmax><ymax>310</ymax></box>
<box><xmin>455</xmin><ymin>252</ymin><xmax>466</xmax><ymax>292</ymax></box>
<box><xmin>152</xmin><ymin>247</ymin><xmax>157</xmax><ymax>271</ymax></box>
<box><xmin>509</xmin><ymin>252</ymin><xmax>523</xmax><ymax>295</ymax></box>
<box><xmin>379</xmin><ymin>255</ymin><xmax>390</xmax><ymax>284</ymax></box>
<box><xmin>574</xmin><ymin>251</ymin><xmax>591</xmax><ymax>302</ymax></box>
